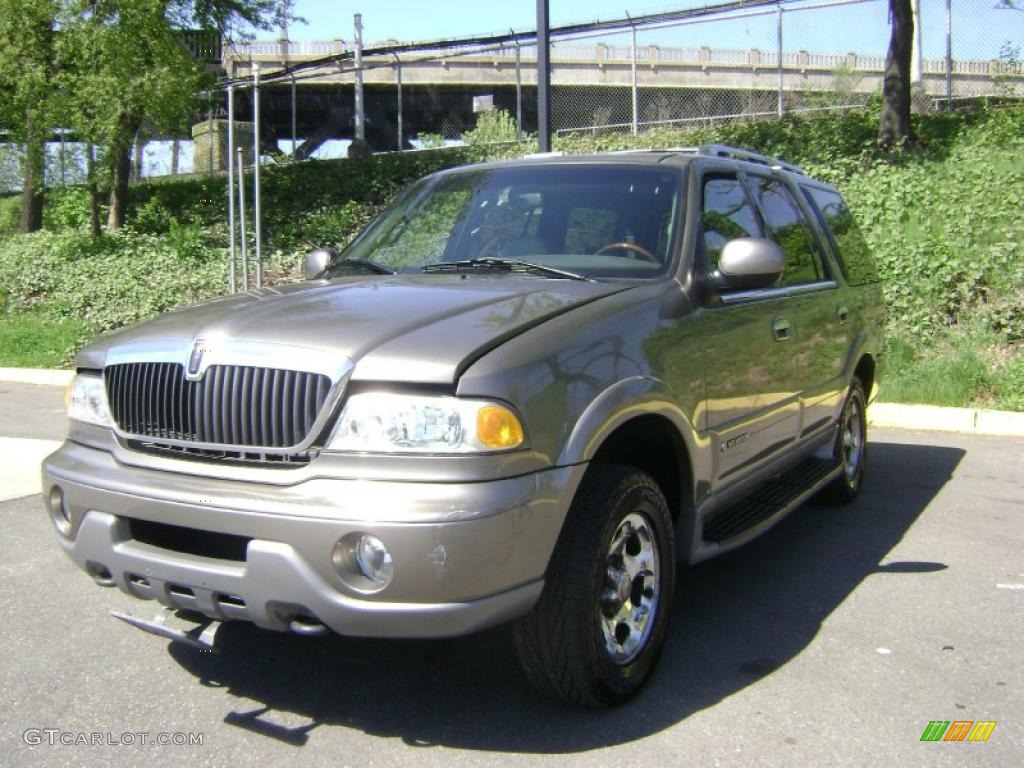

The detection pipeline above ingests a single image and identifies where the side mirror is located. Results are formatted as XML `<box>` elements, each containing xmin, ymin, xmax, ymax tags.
<box><xmin>715</xmin><ymin>237</ymin><xmax>785</xmax><ymax>291</ymax></box>
<box><xmin>302</xmin><ymin>248</ymin><xmax>337</xmax><ymax>280</ymax></box>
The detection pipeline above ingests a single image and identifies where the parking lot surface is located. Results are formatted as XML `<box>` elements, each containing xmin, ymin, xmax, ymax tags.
<box><xmin>1</xmin><ymin>383</ymin><xmax>1021</xmax><ymax>767</ymax></box>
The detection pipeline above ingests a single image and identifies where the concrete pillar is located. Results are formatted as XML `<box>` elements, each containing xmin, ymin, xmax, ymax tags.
<box><xmin>192</xmin><ymin>120</ymin><xmax>254</xmax><ymax>174</ymax></box>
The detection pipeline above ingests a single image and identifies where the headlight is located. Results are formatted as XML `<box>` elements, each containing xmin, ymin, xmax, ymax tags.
<box><xmin>328</xmin><ymin>392</ymin><xmax>525</xmax><ymax>453</ymax></box>
<box><xmin>66</xmin><ymin>373</ymin><xmax>113</xmax><ymax>428</ymax></box>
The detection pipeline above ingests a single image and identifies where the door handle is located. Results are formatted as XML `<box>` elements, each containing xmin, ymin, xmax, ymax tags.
<box><xmin>837</xmin><ymin>305</ymin><xmax>849</xmax><ymax>324</ymax></box>
<box><xmin>771</xmin><ymin>316</ymin><xmax>791</xmax><ymax>341</ymax></box>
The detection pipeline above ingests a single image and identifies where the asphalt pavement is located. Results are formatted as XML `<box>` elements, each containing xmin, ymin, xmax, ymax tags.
<box><xmin>0</xmin><ymin>384</ymin><xmax>1021</xmax><ymax>767</ymax></box>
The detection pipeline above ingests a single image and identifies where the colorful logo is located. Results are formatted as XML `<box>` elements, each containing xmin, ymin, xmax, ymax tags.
<box><xmin>920</xmin><ymin>721</ymin><xmax>997</xmax><ymax>742</ymax></box>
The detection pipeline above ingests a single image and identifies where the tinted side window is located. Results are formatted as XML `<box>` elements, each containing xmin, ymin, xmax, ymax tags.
<box><xmin>750</xmin><ymin>177</ymin><xmax>828</xmax><ymax>286</ymax></box>
<box><xmin>700</xmin><ymin>176</ymin><xmax>760</xmax><ymax>272</ymax></box>
<box><xmin>802</xmin><ymin>186</ymin><xmax>879</xmax><ymax>286</ymax></box>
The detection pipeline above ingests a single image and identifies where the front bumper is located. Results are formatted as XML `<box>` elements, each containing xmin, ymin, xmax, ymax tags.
<box><xmin>43</xmin><ymin>441</ymin><xmax>583</xmax><ymax>638</ymax></box>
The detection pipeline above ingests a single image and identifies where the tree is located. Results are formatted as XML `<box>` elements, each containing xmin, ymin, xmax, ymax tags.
<box><xmin>0</xmin><ymin>0</ymin><xmax>59</xmax><ymax>233</ymax></box>
<box><xmin>57</xmin><ymin>0</ymin><xmax>292</xmax><ymax>230</ymax></box>
<box><xmin>878</xmin><ymin>0</ymin><xmax>914</xmax><ymax>148</ymax></box>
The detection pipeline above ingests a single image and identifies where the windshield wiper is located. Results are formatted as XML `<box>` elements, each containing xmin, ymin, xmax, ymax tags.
<box><xmin>330</xmin><ymin>259</ymin><xmax>395</xmax><ymax>275</ymax></box>
<box><xmin>420</xmin><ymin>258</ymin><xmax>591</xmax><ymax>282</ymax></box>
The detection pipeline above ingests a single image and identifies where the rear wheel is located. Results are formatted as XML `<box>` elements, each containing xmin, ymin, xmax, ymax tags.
<box><xmin>513</xmin><ymin>466</ymin><xmax>675</xmax><ymax>706</ymax></box>
<box><xmin>822</xmin><ymin>378</ymin><xmax>867</xmax><ymax>504</ymax></box>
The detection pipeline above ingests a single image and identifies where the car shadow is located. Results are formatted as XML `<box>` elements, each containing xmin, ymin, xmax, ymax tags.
<box><xmin>169</xmin><ymin>440</ymin><xmax>963</xmax><ymax>751</ymax></box>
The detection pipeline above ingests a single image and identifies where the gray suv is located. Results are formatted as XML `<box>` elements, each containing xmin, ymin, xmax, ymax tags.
<box><xmin>43</xmin><ymin>144</ymin><xmax>884</xmax><ymax>706</ymax></box>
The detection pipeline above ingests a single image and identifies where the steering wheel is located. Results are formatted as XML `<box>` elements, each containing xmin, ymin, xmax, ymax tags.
<box><xmin>595</xmin><ymin>241</ymin><xmax>658</xmax><ymax>263</ymax></box>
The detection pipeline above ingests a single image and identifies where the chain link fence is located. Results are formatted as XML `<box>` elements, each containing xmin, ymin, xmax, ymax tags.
<box><xmin>2</xmin><ymin>0</ymin><xmax>1021</xmax><ymax>189</ymax></box>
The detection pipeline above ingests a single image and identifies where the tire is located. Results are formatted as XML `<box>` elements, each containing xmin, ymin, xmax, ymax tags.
<box><xmin>821</xmin><ymin>378</ymin><xmax>868</xmax><ymax>504</ymax></box>
<box><xmin>513</xmin><ymin>466</ymin><xmax>675</xmax><ymax>706</ymax></box>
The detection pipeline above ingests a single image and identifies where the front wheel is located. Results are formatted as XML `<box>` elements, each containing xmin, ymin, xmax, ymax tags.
<box><xmin>513</xmin><ymin>466</ymin><xmax>675</xmax><ymax>706</ymax></box>
<box><xmin>822</xmin><ymin>378</ymin><xmax>868</xmax><ymax>504</ymax></box>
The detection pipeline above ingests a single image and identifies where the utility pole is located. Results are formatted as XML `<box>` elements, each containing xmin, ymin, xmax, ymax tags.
<box><xmin>945</xmin><ymin>0</ymin><xmax>953</xmax><ymax>110</ymax></box>
<box><xmin>354</xmin><ymin>13</ymin><xmax>365</xmax><ymax>142</ymax></box>
<box><xmin>536</xmin><ymin>0</ymin><xmax>551</xmax><ymax>152</ymax></box>
<box><xmin>911</xmin><ymin>0</ymin><xmax>923</xmax><ymax>85</ymax></box>
<box><xmin>513</xmin><ymin>32</ymin><xmax>523</xmax><ymax>141</ymax></box>
<box><xmin>777</xmin><ymin>4</ymin><xmax>784</xmax><ymax>117</ymax></box>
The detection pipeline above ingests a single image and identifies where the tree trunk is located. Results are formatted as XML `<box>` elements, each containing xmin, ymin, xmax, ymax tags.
<box><xmin>20</xmin><ymin>113</ymin><xmax>45</xmax><ymax>233</ymax></box>
<box><xmin>86</xmin><ymin>143</ymin><xmax>101</xmax><ymax>237</ymax></box>
<box><xmin>878</xmin><ymin>0</ymin><xmax>914</xmax><ymax>148</ymax></box>
<box><xmin>106</xmin><ymin>113</ymin><xmax>139</xmax><ymax>230</ymax></box>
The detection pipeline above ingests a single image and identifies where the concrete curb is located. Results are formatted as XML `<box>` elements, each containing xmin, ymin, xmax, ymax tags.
<box><xmin>0</xmin><ymin>368</ymin><xmax>74</xmax><ymax>387</ymax></box>
<box><xmin>1</xmin><ymin>368</ymin><xmax>1022</xmax><ymax>437</ymax></box>
<box><xmin>868</xmin><ymin>402</ymin><xmax>1024</xmax><ymax>437</ymax></box>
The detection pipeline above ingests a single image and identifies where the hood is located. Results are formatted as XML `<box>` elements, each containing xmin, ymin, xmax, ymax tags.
<box><xmin>78</xmin><ymin>275</ymin><xmax>631</xmax><ymax>385</ymax></box>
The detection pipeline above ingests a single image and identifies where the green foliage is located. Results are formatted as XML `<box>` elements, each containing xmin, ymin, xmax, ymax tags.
<box><xmin>0</xmin><ymin>0</ymin><xmax>58</xmax><ymax>136</ymax></box>
<box><xmin>0</xmin><ymin>195</ymin><xmax>20</xmax><ymax>237</ymax></box>
<box><xmin>0</xmin><ymin>311</ymin><xmax>88</xmax><ymax>367</ymax></box>
<box><xmin>417</xmin><ymin>133</ymin><xmax>446</xmax><ymax>149</ymax></box>
<box><xmin>42</xmin><ymin>186</ymin><xmax>94</xmax><ymax>231</ymax></box>
<box><xmin>462</xmin><ymin>109</ymin><xmax>521</xmax><ymax>145</ymax></box>
<box><xmin>881</xmin><ymin>321</ymin><xmax>1024</xmax><ymax>412</ymax></box>
<box><xmin>993</xmin><ymin>353</ymin><xmax>1024</xmax><ymax>410</ymax></box>
<box><xmin>881</xmin><ymin>331</ymin><xmax>994</xmax><ymax>408</ymax></box>
<box><xmin>270</xmin><ymin>200</ymin><xmax>375</xmax><ymax>255</ymax></box>
<box><xmin>0</xmin><ymin>228</ymin><xmax>225</xmax><ymax>332</ymax></box>
<box><xmin>840</xmin><ymin>108</ymin><xmax>1024</xmax><ymax>341</ymax></box>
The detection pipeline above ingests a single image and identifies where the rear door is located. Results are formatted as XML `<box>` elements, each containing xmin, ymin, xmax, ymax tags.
<box><xmin>745</xmin><ymin>172</ymin><xmax>844</xmax><ymax>437</ymax></box>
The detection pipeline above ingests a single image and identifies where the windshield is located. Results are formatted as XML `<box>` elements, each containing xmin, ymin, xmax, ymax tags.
<box><xmin>328</xmin><ymin>164</ymin><xmax>682</xmax><ymax>280</ymax></box>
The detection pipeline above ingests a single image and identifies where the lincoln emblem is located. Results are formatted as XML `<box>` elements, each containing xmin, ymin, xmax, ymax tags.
<box><xmin>187</xmin><ymin>339</ymin><xmax>209</xmax><ymax>378</ymax></box>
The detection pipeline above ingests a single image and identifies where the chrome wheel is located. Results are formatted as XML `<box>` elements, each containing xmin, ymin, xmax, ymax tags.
<box><xmin>599</xmin><ymin>512</ymin><xmax>661</xmax><ymax>665</ymax></box>
<box><xmin>841</xmin><ymin>396</ymin><xmax>864</xmax><ymax>482</ymax></box>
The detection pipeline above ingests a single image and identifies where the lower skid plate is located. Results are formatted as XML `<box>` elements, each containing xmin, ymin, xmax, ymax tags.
<box><xmin>111</xmin><ymin>608</ymin><xmax>222</xmax><ymax>652</ymax></box>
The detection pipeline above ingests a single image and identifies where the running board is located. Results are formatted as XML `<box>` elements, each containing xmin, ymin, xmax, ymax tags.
<box><xmin>702</xmin><ymin>458</ymin><xmax>839</xmax><ymax>544</ymax></box>
<box><xmin>111</xmin><ymin>608</ymin><xmax>221</xmax><ymax>652</ymax></box>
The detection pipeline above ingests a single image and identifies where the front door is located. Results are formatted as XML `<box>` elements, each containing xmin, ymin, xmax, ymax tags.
<box><xmin>695</xmin><ymin>172</ymin><xmax>802</xmax><ymax>488</ymax></box>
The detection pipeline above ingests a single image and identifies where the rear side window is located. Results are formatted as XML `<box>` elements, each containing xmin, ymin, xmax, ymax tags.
<box><xmin>802</xmin><ymin>186</ymin><xmax>879</xmax><ymax>286</ymax></box>
<box><xmin>700</xmin><ymin>175</ymin><xmax>761</xmax><ymax>273</ymax></box>
<box><xmin>749</xmin><ymin>176</ymin><xmax>828</xmax><ymax>286</ymax></box>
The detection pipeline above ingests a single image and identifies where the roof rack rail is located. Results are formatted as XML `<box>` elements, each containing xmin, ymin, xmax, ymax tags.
<box><xmin>697</xmin><ymin>144</ymin><xmax>806</xmax><ymax>175</ymax></box>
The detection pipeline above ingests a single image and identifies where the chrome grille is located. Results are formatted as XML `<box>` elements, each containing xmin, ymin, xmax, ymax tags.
<box><xmin>105</xmin><ymin>363</ymin><xmax>333</xmax><ymax>449</ymax></box>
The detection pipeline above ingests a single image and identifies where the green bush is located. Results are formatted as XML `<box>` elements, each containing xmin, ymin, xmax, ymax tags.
<box><xmin>0</xmin><ymin>228</ymin><xmax>226</xmax><ymax>332</ymax></box>
<box><xmin>463</xmin><ymin>109</ymin><xmax>521</xmax><ymax>145</ymax></box>
<box><xmin>43</xmin><ymin>187</ymin><xmax>95</xmax><ymax>232</ymax></box>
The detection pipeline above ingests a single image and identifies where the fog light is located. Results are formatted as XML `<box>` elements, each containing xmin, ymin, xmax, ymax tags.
<box><xmin>48</xmin><ymin>486</ymin><xmax>71</xmax><ymax>537</ymax></box>
<box><xmin>354</xmin><ymin>535</ymin><xmax>393</xmax><ymax>586</ymax></box>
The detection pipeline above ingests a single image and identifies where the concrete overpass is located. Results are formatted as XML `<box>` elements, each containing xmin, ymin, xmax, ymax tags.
<box><xmin>204</xmin><ymin>38</ymin><xmax>1019</xmax><ymax>160</ymax></box>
